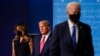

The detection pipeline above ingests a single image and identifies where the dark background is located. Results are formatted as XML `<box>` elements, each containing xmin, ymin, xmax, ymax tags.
<box><xmin>0</xmin><ymin>0</ymin><xmax>53</xmax><ymax>56</ymax></box>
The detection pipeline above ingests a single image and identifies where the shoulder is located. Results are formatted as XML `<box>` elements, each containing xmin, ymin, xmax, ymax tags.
<box><xmin>54</xmin><ymin>21</ymin><xmax>68</xmax><ymax>29</ymax></box>
<box><xmin>78</xmin><ymin>22</ymin><xmax>91</xmax><ymax>30</ymax></box>
<box><xmin>24</xmin><ymin>36</ymin><xmax>33</xmax><ymax>42</ymax></box>
<box><xmin>12</xmin><ymin>36</ymin><xmax>18</xmax><ymax>42</ymax></box>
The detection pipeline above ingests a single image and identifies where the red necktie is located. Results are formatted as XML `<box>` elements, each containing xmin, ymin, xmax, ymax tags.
<box><xmin>40</xmin><ymin>35</ymin><xmax>45</xmax><ymax>53</ymax></box>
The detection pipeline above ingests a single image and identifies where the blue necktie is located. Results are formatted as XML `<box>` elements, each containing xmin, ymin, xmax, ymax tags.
<box><xmin>72</xmin><ymin>26</ymin><xmax>76</xmax><ymax>48</ymax></box>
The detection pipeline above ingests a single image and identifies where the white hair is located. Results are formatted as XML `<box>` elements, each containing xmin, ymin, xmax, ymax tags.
<box><xmin>66</xmin><ymin>2</ymin><xmax>80</xmax><ymax>10</ymax></box>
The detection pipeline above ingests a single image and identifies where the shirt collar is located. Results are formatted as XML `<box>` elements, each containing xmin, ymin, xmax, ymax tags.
<box><xmin>42</xmin><ymin>31</ymin><xmax>51</xmax><ymax>38</ymax></box>
<box><xmin>41</xmin><ymin>31</ymin><xmax>51</xmax><ymax>42</ymax></box>
<box><xmin>68</xmin><ymin>19</ymin><xmax>78</xmax><ymax>27</ymax></box>
<box><xmin>68</xmin><ymin>19</ymin><xmax>74</xmax><ymax>28</ymax></box>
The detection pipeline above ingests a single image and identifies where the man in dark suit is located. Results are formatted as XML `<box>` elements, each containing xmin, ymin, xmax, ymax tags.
<box><xmin>33</xmin><ymin>20</ymin><xmax>52</xmax><ymax>56</ymax></box>
<box><xmin>49</xmin><ymin>2</ymin><xmax>94</xmax><ymax>56</ymax></box>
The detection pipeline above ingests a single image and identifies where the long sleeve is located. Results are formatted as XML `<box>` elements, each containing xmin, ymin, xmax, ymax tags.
<box><xmin>49</xmin><ymin>25</ymin><xmax>60</xmax><ymax>56</ymax></box>
<box><xmin>85</xmin><ymin>26</ymin><xmax>94</xmax><ymax>56</ymax></box>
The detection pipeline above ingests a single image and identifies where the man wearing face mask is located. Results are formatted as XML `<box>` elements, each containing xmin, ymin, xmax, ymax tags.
<box><xmin>49</xmin><ymin>2</ymin><xmax>94</xmax><ymax>56</ymax></box>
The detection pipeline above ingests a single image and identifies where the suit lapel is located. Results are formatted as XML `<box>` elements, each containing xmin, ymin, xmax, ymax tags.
<box><xmin>66</xmin><ymin>22</ymin><xmax>72</xmax><ymax>43</ymax></box>
<box><xmin>41</xmin><ymin>33</ymin><xmax>52</xmax><ymax>54</ymax></box>
<box><xmin>77</xmin><ymin>22</ymin><xmax>84</xmax><ymax>47</ymax></box>
<box><xmin>63</xmin><ymin>21</ymin><xmax>74</xmax><ymax>49</ymax></box>
<box><xmin>65</xmin><ymin>21</ymin><xmax>82</xmax><ymax>49</ymax></box>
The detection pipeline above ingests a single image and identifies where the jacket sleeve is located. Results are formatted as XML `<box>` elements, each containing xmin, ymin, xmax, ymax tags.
<box><xmin>49</xmin><ymin>25</ymin><xmax>60</xmax><ymax>56</ymax></box>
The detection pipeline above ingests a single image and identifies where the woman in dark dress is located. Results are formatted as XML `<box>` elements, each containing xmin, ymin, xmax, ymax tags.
<box><xmin>12</xmin><ymin>23</ymin><xmax>33</xmax><ymax>56</ymax></box>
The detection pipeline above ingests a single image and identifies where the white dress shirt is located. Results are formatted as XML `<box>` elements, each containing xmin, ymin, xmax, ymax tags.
<box><xmin>68</xmin><ymin>19</ymin><xmax>79</xmax><ymax>43</ymax></box>
<box><xmin>40</xmin><ymin>31</ymin><xmax>51</xmax><ymax>43</ymax></box>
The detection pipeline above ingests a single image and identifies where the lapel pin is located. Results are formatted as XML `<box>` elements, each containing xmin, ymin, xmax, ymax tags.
<box><xmin>80</xmin><ymin>26</ymin><xmax>82</xmax><ymax>29</ymax></box>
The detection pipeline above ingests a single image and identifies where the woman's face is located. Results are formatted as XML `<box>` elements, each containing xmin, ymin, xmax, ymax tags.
<box><xmin>16</xmin><ymin>26</ymin><xmax>24</xmax><ymax>36</ymax></box>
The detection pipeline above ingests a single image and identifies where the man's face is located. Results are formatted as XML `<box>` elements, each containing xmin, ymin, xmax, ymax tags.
<box><xmin>39</xmin><ymin>23</ymin><xmax>50</xmax><ymax>35</ymax></box>
<box><xmin>67</xmin><ymin>3</ymin><xmax>80</xmax><ymax>23</ymax></box>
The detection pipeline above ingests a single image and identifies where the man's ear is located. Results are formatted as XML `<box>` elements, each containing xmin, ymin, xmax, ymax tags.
<box><xmin>66</xmin><ymin>10</ymin><xmax>69</xmax><ymax>16</ymax></box>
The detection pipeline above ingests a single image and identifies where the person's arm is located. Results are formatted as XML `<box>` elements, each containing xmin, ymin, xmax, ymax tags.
<box><xmin>29</xmin><ymin>38</ymin><xmax>33</xmax><ymax>56</ymax></box>
<box><xmin>12</xmin><ymin>41</ymin><xmax>15</xmax><ymax>56</ymax></box>
<box><xmin>86</xmin><ymin>26</ymin><xmax>94</xmax><ymax>56</ymax></box>
<box><xmin>49</xmin><ymin>25</ymin><xmax>60</xmax><ymax>56</ymax></box>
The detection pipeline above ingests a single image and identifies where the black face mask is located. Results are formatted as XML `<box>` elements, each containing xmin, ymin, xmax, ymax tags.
<box><xmin>69</xmin><ymin>13</ymin><xmax>80</xmax><ymax>23</ymax></box>
<box><xmin>16</xmin><ymin>31</ymin><xmax>22</xmax><ymax>36</ymax></box>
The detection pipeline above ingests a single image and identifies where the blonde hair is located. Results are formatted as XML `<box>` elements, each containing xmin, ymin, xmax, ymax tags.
<box><xmin>39</xmin><ymin>20</ymin><xmax>50</xmax><ymax>26</ymax></box>
<box><xmin>13</xmin><ymin>23</ymin><xmax>31</xmax><ymax>42</ymax></box>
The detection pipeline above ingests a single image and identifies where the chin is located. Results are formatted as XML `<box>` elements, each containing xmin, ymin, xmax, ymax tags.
<box><xmin>41</xmin><ymin>32</ymin><xmax>45</xmax><ymax>34</ymax></box>
<box><xmin>41</xmin><ymin>32</ymin><xmax>47</xmax><ymax>35</ymax></box>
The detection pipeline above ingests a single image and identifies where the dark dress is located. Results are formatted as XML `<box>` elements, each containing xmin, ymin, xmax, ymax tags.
<box><xmin>14</xmin><ymin>38</ymin><xmax>30</xmax><ymax>56</ymax></box>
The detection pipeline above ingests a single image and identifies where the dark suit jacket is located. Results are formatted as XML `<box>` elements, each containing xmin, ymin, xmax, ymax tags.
<box><xmin>50</xmin><ymin>21</ymin><xmax>94</xmax><ymax>56</ymax></box>
<box><xmin>33</xmin><ymin>33</ymin><xmax>52</xmax><ymax>56</ymax></box>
